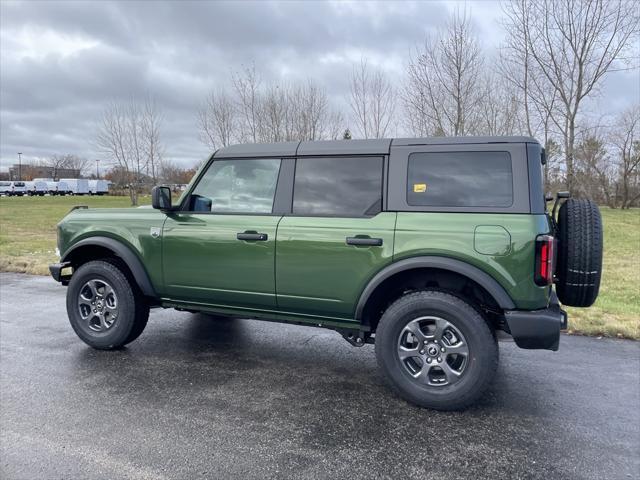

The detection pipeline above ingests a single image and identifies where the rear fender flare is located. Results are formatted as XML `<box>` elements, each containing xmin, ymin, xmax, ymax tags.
<box><xmin>355</xmin><ymin>256</ymin><xmax>516</xmax><ymax>319</ymax></box>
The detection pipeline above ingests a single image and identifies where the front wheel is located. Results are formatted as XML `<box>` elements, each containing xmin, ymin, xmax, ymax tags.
<box><xmin>375</xmin><ymin>290</ymin><xmax>498</xmax><ymax>411</ymax></box>
<box><xmin>66</xmin><ymin>260</ymin><xmax>149</xmax><ymax>349</ymax></box>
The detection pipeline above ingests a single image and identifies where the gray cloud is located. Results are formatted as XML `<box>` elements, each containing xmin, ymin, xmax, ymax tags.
<box><xmin>1</xmin><ymin>0</ymin><xmax>637</xmax><ymax>170</ymax></box>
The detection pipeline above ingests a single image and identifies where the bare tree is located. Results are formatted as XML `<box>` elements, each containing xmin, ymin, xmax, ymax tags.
<box><xmin>326</xmin><ymin>110</ymin><xmax>345</xmax><ymax>140</ymax></box>
<box><xmin>198</xmin><ymin>90</ymin><xmax>236</xmax><ymax>150</ymax></box>
<box><xmin>232</xmin><ymin>64</ymin><xmax>261</xmax><ymax>143</ymax></box>
<box><xmin>96</xmin><ymin>98</ymin><xmax>164</xmax><ymax>205</ymax></box>
<box><xmin>574</xmin><ymin>130</ymin><xmax>614</xmax><ymax>203</ymax></box>
<box><xmin>404</xmin><ymin>9</ymin><xmax>484</xmax><ymax>136</ymax></box>
<box><xmin>259</xmin><ymin>83</ymin><xmax>289</xmax><ymax>142</ymax></box>
<box><xmin>45</xmin><ymin>154</ymin><xmax>72</xmax><ymax>179</ymax></box>
<box><xmin>296</xmin><ymin>81</ymin><xmax>329</xmax><ymax>141</ymax></box>
<box><xmin>349</xmin><ymin>58</ymin><xmax>395</xmax><ymax>138</ymax></box>
<box><xmin>142</xmin><ymin>98</ymin><xmax>163</xmax><ymax>185</ymax></box>
<box><xmin>502</xmin><ymin>0</ymin><xmax>638</xmax><ymax>192</ymax></box>
<box><xmin>63</xmin><ymin>154</ymin><xmax>91</xmax><ymax>177</ymax></box>
<box><xmin>159</xmin><ymin>159</ymin><xmax>197</xmax><ymax>186</ymax></box>
<box><xmin>97</xmin><ymin>101</ymin><xmax>137</xmax><ymax>204</ymax></box>
<box><xmin>611</xmin><ymin>105</ymin><xmax>640</xmax><ymax>208</ymax></box>
<box><xmin>544</xmin><ymin>138</ymin><xmax>564</xmax><ymax>190</ymax></box>
<box><xmin>198</xmin><ymin>66</ymin><xmax>346</xmax><ymax>146</ymax></box>
<box><xmin>478</xmin><ymin>70</ymin><xmax>525</xmax><ymax>136</ymax></box>
<box><xmin>500</xmin><ymin>0</ymin><xmax>537</xmax><ymax>137</ymax></box>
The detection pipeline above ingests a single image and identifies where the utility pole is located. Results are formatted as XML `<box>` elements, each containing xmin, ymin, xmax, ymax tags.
<box><xmin>96</xmin><ymin>159</ymin><xmax>100</xmax><ymax>179</ymax></box>
<box><xmin>17</xmin><ymin>152</ymin><xmax>22</xmax><ymax>181</ymax></box>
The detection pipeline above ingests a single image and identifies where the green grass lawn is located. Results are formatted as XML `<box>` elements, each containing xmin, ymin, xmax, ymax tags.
<box><xmin>0</xmin><ymin>195</ymin><xmax>150</xmax><ymax>275</ymax></box>
<box><xmin>564</xmin><ymin>207</ymin><xmax>639</xmax><ymax>339</ymax></box>
<box><xmin>1</xmin><ymin>195</ymin><xmax>638</xmax><ymax>339</ymax></box>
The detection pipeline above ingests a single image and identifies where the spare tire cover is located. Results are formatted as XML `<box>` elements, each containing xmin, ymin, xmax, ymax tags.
<box><xmin>555</xmin><ymin>198</ymin><xmax>603</xmax><ymax>307</ymax></box>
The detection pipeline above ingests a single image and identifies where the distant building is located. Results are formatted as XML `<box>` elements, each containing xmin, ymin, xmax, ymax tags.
<box><xmin>8</xmin><ymin>164</ymin><xmax>81</xmax><ymax>181</ymax></box>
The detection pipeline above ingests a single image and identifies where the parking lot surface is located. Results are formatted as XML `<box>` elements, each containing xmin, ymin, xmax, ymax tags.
<box><xmin>1</xmin><ymin>272</ymin><xmax>638</xmax><ymax>479</ymax></box>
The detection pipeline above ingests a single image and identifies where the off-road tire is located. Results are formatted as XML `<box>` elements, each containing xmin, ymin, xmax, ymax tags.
<box><xmin>556</xmin><ymin>198</ymin><xmax>603</xmax><ymax>307</ymax></box>
<box><xmin>66</xmin><ymin>260</ymin><xmax>149</xmax><ymax>349</ymax></box>
<box><xmin>375</xmin><ymin>290</ymin><xmax>498</xmax><ymax>411</ymax></box>
<box><xmin>101</xmin><ymin>257</ymin><xmax>150</xmax><ymax>344</ymax></box>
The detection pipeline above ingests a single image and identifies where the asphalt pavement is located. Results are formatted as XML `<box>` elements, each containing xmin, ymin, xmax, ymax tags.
<box><xmin>1</xmin><ymin>272</ymin><xmax>638</xmax><ymax>480</ymax></box>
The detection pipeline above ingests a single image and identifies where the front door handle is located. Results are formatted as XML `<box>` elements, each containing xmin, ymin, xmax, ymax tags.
<box><xmin>237</xmin><ymin>231</ymin><xmax>268</xmax><ymax>241</ymax></box>
<box><xmin>346</xmin><ymin>236</ymin><xmax>383</xmax><ymax>246</ymax></box>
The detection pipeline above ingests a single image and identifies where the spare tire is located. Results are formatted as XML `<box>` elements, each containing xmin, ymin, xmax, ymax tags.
<box><xmin>555</xmin><ymin>198</ymin><xmax>603</xmax><ymax>307</ymax></box>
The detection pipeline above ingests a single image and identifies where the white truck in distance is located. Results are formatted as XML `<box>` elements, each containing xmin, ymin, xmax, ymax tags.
<box><xmin>60</xmin><ymin>178</ymin><xmax>89</xmax><ymax>195</ymax></box>
<box><xmin>88</xmin><ymin>179</ymin><xmax>109</xmax><ymax>195</ymax></box>
<box><xmin>24</xmin><ymin>181</ymin><xmax>48</xmax><ymax>196</ymax></box>
<box><xmin>0</xmin><ymin>181</ymin><xmax>27</xmax><ymax>196</ymax></box>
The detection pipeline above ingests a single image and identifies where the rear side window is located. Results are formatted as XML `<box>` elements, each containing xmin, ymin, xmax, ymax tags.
<box><xmin>407</xmin><ymin>151</ymin><xmax>513</xmax><ymax>207</ymax></box>
<box><xmin>189</xmin><ymin>158</ymin><xmax>281</xmax><ymax>213</ymax></box>
<box><xmin>293</xmin><ymin>157</ymin><xmax>383</xmax><ymax>216</ymax></box>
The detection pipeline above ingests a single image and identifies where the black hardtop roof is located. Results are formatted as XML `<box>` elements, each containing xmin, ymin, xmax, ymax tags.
<box><xmin>213</xmin><ymin>136</ymin><xmax>539</xmax><ymax>158</ymax></box>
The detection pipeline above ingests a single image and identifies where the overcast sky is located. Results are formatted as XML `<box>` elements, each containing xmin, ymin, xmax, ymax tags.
<box><xmin>1</xmin><ymin>0</ymin><xmax>638</xmax><ymax>171</ymax></box>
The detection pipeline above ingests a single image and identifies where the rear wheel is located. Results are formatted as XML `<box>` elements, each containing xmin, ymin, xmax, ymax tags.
<box><xmin>375</xmin><ymin>290</ymin><xmax>498</xmax><ymax>410</ymax></box>
<box><xmin>66</xmin><ymin>260</ymin><xmax>149</xmax><ymax>349</ymax></box>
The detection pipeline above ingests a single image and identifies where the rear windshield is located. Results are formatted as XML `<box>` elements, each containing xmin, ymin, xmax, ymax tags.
<box><xmin>407</xmin><ymin>151</ymin><xmax>513</xmax><ymax>208</ymax></box>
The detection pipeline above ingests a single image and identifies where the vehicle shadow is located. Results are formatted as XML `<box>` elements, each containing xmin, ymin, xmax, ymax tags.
<box><xmin>71</xmin><ymin>312</ymin><xmax>548</xmax><ymax>417</ymax></box>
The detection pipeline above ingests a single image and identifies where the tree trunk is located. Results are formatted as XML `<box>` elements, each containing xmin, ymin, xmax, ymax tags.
<box><xmin>565</xmin><ymin>117</ymin><xmax>576</xmax><ymax>193</ymax></box>
<box><xmin>129</xmin><ymin>184</ymin><xmax>138</xmax><ymax>206</ymax></box>
<box><xmin>621</xmin><ymin>170</ymin><xmax>630</xmax><ymax>208</ymax></box>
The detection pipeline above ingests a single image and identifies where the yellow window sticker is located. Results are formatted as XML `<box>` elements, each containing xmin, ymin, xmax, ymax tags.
<box><xmin>413</xmin><ymin>183</ymin><xmax>427</xmax><ymax>193</ymax></box>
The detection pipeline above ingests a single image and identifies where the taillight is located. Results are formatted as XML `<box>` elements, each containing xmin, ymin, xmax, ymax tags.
<box><xmin>534</xmin><ymin>235</ymin><xmax>555</xmax><ymax>286</ymax></box>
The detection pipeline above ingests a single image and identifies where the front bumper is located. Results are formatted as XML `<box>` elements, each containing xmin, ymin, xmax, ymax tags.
<box><xmin>504</xmin><ymin>291</ymin><xmax>567</xmax><ymax>351</ymax></box>
<box><xmin>49</xmin><ymin>262</ymin><xmax>72</xmax><ymax>285</ymax></box>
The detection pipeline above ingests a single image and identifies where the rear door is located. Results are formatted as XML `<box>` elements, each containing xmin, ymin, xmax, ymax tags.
<box><xmin>275</xmin><ymin>156</ymin><xmax>396</xmax><ymax>320</ymax></box>
<box><xmin>162</xmin><ymin>158</ymin><xmax>283</xmax><ymax>309</ymax></box>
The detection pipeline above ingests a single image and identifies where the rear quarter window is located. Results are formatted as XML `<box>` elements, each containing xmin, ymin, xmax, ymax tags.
<box><xmin>407</xmin><ymin>151</ymin><xmax>513</xmax><ymax>208</ymax></box>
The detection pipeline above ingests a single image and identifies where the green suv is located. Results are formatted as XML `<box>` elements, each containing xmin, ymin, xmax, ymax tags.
<box><xmin>50</xmin><ymin>137</ymin><xmax>603</xmax><ymax>410</ymax></box>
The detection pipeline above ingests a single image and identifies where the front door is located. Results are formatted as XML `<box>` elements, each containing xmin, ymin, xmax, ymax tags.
<box><xmin>276</xmin><ymin>156</ymin><xmax>396</xmax><ymax>320</ymax></box>
<box><xmin>162</xmin><ymin>158</ymin><xmax>283</xmax><ymax>310</ymax></box>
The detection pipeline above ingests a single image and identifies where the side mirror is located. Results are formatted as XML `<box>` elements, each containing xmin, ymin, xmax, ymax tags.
<box><xmin>152</xmin><ymin>186</ymin><xmax>172</xmax><ymax>211</ymax></box>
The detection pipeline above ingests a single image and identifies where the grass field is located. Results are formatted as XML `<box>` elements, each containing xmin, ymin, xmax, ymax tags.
<box><xmin>0</xmin><ymin>195</ymin><xmax>638</xmax><ymax>339</ymax></box>
<box><xmin>0</xmin><ymin>195</ymin><xmax>150</xmax><ymax>275</ymax></box>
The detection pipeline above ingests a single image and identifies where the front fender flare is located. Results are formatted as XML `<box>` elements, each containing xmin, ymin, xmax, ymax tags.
<box><xmin>354</xmin><ymin>256</ymin><xmax>516</xmax><ymax>319</ymax></box>
<box><xmin>61</xmin><ymin>236</ymin><xmax>157</xmax><ymax>297</ymax></box>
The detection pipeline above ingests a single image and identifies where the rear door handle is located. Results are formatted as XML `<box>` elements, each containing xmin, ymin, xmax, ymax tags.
<box><xmin>237</xmin><ymin>231</ymin><xmax>268</xmax><ymax>241</ymax></box>
<box><xmin>346</xmin><ymin>236</ymin><xmax>383</xmax><ymax>246</ymax></box>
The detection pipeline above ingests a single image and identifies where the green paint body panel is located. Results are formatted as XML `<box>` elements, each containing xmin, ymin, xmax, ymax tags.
<box><xmin>161</xmin><ymin>213</ymin><xmax>280</xmax><ymax>308</ymax></box>
<box><xmin>393</xmin><ymin>212</ymin><xmax>551</xmax><ymax>310</ymax></box>
<box><xmin>58</xmin><ymin>208</ymin><xmax>166</xmax><ymax>290</ymax></box>
<box><xmin>275</xmin><ymin>213</ymin><xmax>397</xmax><ymax>319</ymax></box>
<box><xmin>56</xmin><ymin>206</ymin><xmax>551</xmax><ymax>325</ymax></box>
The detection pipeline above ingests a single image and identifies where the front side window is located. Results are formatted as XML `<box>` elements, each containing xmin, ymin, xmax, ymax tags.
<box><xmin>407</xmin><ymin>151</ymin><xmax>513</xmax><ymax>207</ymax></box>
<box><xmin>293</xmin><ymin>157</ymin><xmax>383</xmax><ymax>216</ymax></box>
<box><xmin>188</xmin><ymin>158</ymin><xmax>281</xmax><ymax>213</ymax></box>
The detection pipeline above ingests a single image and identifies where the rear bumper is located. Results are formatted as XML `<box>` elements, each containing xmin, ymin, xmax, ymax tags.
<box><xmin>49</xmin><ymin>262</ymin><xmax>72</xmax><ymax>285</ymax></box>
<box><xmin>504</xmin><ymin>292</ymin><xmax>567</xmax><ymax>351</ymax></box>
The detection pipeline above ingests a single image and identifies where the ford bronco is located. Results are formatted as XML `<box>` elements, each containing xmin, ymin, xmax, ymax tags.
<box><xmin>50</xmin><ymin>137</ymin><xmax>603</xmax><ymax>410</ymax></box>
